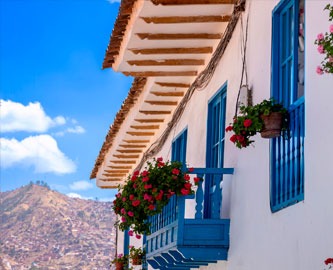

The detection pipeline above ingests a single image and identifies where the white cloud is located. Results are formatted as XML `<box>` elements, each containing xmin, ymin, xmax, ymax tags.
<box><xmin>0</xmin><ymin>99</ymin><xmax>66</xmax><ymax>133</ymax></box>
<box><xmin>66</xmin><ymin>193</ymin><xmax>93</xmax><ymax>200</ymax></box>
<box><xmin>106</xmin><ymin>0</ymin><xmax>120</xmax><ymax>3</ymax></box>
<box><xmin>69</xmin><ymin>180</ymin><xmax>93</xmax><ymax>191</ymax></box>
<box><xmin>0</xmin><ymin>134</ymin><xmax>76</xmax><ymax>174</ymax></box>
<box><xmin>54</xmin><ymin>125</ymin><xmax>85</xmax><ymax>137</ymax></box>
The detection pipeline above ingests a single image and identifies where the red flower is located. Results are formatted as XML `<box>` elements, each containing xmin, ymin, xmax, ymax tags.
<box><xmin>184</xmin><ymin>174</ymin><xmax>190</xmax><ymax>181</ymax></box>
<box><xmin>181</xmin><ymin>188</ymin><xmax>190</xmax><ymax>195</ymax></box>
<box><xmin>127</xmin><ymin>211</ymin><xmax>134</xmax><ymax>217</ymax></box>
<box><xmin>184</xmin><ymin>183</ymin><xmax>192</xmax><ymax>190</ymax></box>
<box><xmin>122</xmin><ymin>197</ymin><xmax>126</xmax><ymax>202</ymax></box>
<box><xmin>194</xmin><ymin>177</ymin><xmax>201</xmax><ymax>184</ymax></box>
<box><xmin>141</xmin><ymin>170</ymin><xmax>148</xmax><ymax>177</ymax></box>
<box><xmin>230</xmin><ymin>134</ymin><xmax>237</xmax><ymax>143</ymax></box>
<box><xmin>325</xmin><ymin>258</ymin><xmax>333</xmax><ymax>265</ymax></box>
<box><xmin>128</xmin><ymin>230</ymin><xmax>134</xmax><ymax>236</ymax></box>
<box><xmin>156</xmin><ymin>190</ymin><xmax>164</xmax><ymax>201</ymax></box>
<box><xmin>142</xmin><ymin>176</ymin><xmax>149</xmax><ymax>182</ymax></box>
<box><xmin>157</xmin><ymin>162</ymin><xmax>165</xmax><ymax>167</ymax></box>
<box><xmin>148</xmin><ymin>204</ymin><xmax>155</xmax><ymax>210</ymax></box>
<box><xmin>237</xmin><ymin>135</ymin><xmax>245</xmax><ymax>142</ymax></box>
<box><xmin>188</xmin><ymin>167</ymin><xmax>194</xmax><ymax>172</ymax></box>
<box><xmin>132</xmin><ymin>200</ymin><xmax>141</xmax><ymax>207</ymax></box>
<box><xmin>144</xmin><ymin>193</ymin><xmax>152</xmax><ymax>201</ymax></box>
<box><xmin>243</xmin><ymin>119</ymin><xmax>252</xmax><ymax>127</ymax></box>
<box><xmin>225</xmin><ymin>125</ymin><xmax>233</xmax><ymax>132</ymax></box>
<box><xmin>133</xmin><ymin>183</ymin><xmax>137</xmax><ymax>189</ymax></box>
<box><xmin>135</xmin><ymin>234</ymin><xmax>141</xmax><ymax>239</ymax></box>
<box><xmin>144</xmin><ymin>184</ymin><xmax>152</xmax><ymax>190</ymax></box>
<box><xmin>133</xmin><ymin>170</ymin><xmax>140</xmax><ymax>176</ymax></box>
<box><xmin>131</xmin><ymin>175</ymin><xmax>137</xmax><ymax>182</ymax></box>
<box><xmin>172</xmin><ymin>168</ymin><xmax>180</xmax><ymax>175</ymax></box>
<box><xmin>129</xmin><ymin>194</ymin><xmax>135</xmax><ymax>201</ymax></box>
<box><xmin>157</xmin><ymin>157</ymin><xmax>163</xmax><ymax>162</ymax></box>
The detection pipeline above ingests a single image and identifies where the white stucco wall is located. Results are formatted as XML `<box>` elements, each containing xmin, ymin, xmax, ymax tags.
<box><xmin>152</xmin><ymin>0</ymin><xmax>333</xmax><ymax>269</ymax></box>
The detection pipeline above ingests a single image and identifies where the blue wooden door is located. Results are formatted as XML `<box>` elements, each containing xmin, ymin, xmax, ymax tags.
<box><xmin>205</xmin><ymin>88</ymin><xmax>226</xmax><ymax>218</ymax></box>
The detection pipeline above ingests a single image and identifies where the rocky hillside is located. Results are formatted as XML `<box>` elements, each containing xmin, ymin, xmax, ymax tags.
<box><xmin>0</xmin><ymin>184</ymin><xmax>116</xmax><ymax>270</ymax></box>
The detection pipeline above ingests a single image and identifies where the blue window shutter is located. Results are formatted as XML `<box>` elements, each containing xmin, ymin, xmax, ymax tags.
<box><xmin>205</xmin><ymin>85</ymin><xmax>227</xmax><ymax>218</ymax></box>
<box><xmin>171</xmin><ymin>129</ymin><xmax>187</xmax><ymax>164</ymax></box>
<box><xmin>271</xmin><ymin>0</ymin><xmax>304</xmax><ymax>212</ymax></box>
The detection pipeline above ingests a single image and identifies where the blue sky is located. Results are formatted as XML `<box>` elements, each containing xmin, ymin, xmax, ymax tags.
<box><xmin>0</xmin><ymin>0</ymin><xmax>132</xmax><ymax>201</ymax></box>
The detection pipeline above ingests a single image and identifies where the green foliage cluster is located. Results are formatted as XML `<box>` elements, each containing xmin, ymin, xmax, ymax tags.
<box><xmin>113</xmin><ymin>158</ymin><xmax>196</xmax><ymax>235</ymax></box>
<box><xmin>226</xmin><ymin>99</ymin><xmax>288</xmax><ymax>148</ymax></box>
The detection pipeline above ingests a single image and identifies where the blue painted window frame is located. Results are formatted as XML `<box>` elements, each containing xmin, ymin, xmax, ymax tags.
<box><xmin>171</xmin><ymin>128</ymin><xmax>188</xmax><ymax>164</ymax></box>
<box><xmin>205</xmin><ymin>84</ymin><xmax>227</xmax><ymax>218</ymax></box>
<box><xmin>270</xmin><ymin>0</ymin><xmax>305</xmax><ymax>212</ymax></box>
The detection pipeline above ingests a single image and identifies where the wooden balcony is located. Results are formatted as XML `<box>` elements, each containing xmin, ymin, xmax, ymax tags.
<box><xmin>145</xmin><ymin>168</ymin><xmax>234</xmax><ymax>269</ymax></box>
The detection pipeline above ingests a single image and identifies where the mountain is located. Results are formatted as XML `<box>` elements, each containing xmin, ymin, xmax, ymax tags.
<box><xmin>0</xmin><ymin>184</ymin><xmax>116</xmax><ymax>270</ymax></box>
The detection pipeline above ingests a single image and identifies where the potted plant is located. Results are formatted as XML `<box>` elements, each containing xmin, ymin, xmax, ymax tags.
<box><xmin>314</xmin><ymin>3</ymin><xmax>333</xmax><ymax>75</ymax></box>
<box><xmin>112</xmin><ymin>157</ymin><xmax>196</xmax><ymax>235</ymax></box>
<box><xmin>129</xmin><ymin>246</ymin><xmax>145</xmax><ymax>265</ymax></box>
<box><xmin>226</xmin><ymin>99</ymin><xmax>288</xmax><ymax>148</ymax></box>
<box><xmin>111</xmin><ymin>254</ymin><xmax>128</xmax><ymax>270</ymax></box>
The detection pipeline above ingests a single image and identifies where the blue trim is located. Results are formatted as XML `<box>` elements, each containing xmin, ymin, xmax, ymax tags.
<box><xmin>124</xmin><ymin>229</ymin><xmax>129</xmax><ymax>255</ymax></box>
<box><xmin>270</xmin><ymin>0</ymin><xmax>304</xmax><ymax>212</ymax></box>
<box><xmin>205</xmin><ymin>84</ymin><xmax>227</xmax><ymax>218</ymax></box>
<box><xmin>171</xmin><ymin>128</ymin><xmax>188</xmax><ymax>165</ymax></box>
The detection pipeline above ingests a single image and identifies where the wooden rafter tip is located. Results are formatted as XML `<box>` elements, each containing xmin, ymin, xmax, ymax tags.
<box><xmin>130</xmin><ymin>125</ymin><xmax>160</xmax><ymax>130</ymax></box>
<box><xmin>151</xmin><ymin>0</ymin><xmax>237</xmax><ymax>5</ymax></box>
<box><xmin>141</xmin><ymin>15</ymin><xmax>231</xmax><ymax>24</ymax></box>
<box><xmin>127</xmin><ymin>59</ymin><xmax>205</xmax><ymax>66</ymax></box>
<box><xmin>123</xmin><ymin>71</ymin><xmax>198</xmax><ymax>77</ymax></box>
<box><xmin>145</xmin><ymin>100</ymin><xmax>178</xmax><ymax>106</ymax></box>
<box><xmin>129</xmin><ymin>47</ymin><xmax>212</xmax><ymax>55</ymax></box>
<box><xmin>136</xmin><ymin>33</ymin><xmax>222</xmax><ymax>40</ymax></box>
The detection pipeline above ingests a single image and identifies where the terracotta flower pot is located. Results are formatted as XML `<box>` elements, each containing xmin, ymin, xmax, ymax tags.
<box><xmin>260</xmin><ymin>112</ymin><xmax>283</xmax><ymax>138</ymax></box>
<box><xmin>115</xmin><ymin>262</ymin><xmax>124</xmax><ymax>270</ymax></box>
<box><xmin>131</xmin><ymin>256</ymin><xmax>143</xmax><ymax>265</ymax></box>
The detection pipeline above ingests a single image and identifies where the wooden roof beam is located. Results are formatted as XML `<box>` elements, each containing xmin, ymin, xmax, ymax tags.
<box><xmin>105</xmin><ymin>170</ymin><xmax>129</xmax><ymax>173</ymax></box>
<box><xmin>119</xmin><ymin>144</ymin><xmax>147</xmax><ymax>148</ymax></box>
<box><xmin>145</xmin><ymin>100</ymin><xmax>178</xmax><ymax>106</ymax></box>
<box><xmin>116</xmin><ymin>149</ymin><xmax>142</xmax><ymax>153</ymax></box>
<box><xmin>141</xmin><ymin>15</ymin><xmax>231</xmax><ymax>24</ymax></box>
<box><xmin>127</xmin><ymin>59</ymin><xmax>205</xmax><ymax>66</ymax></box>
<box><xmin>155</xmin><ymin>82</ymin><xmax>190</xmax><ymax>88</ymax></box>
<box><xmin>136</xmin><ymin>33</ymin><xmax>222</xmax><ymax>40</ymax></box>
<box><xmin>139</xmin><ymin>110</ymin><xmax>171</xmax><ymax>115</ymax></box>
<box><xmin>123</xmin><ymin>140</ymin><xmax>150</xmax><ymax>143</ymax></box>
<box><xmin>130</xmin><ymin>125</ymin><xmax>160</xmax><ymax>130</ymax></box>
<box><xmin>102</xmin><ymin>173</ymin><xmax>127</xmax><ymax>177</ymax></box>
<box><xmin>126</xmin><ymin>131</ymin><xmax>155</xmax><ymax>136</ymax></box>
<box><xmin>134</xmin><ymin>119</ymin><xmax>164</xmax><ymax>123</ymax></box>
<box><xmin>123</xmin><ymin>71</ymin><xmax>197</xmax><ymax>77</ymax></box>
<box><xmin>129</xmin><ymin>47</ymin><xmax>212</xmax><ymax>54</ymax></box>
<box><xmin>107</xmin><ymin>165</ymin><xmax>133</xmax><ymax>169</ymax></box>
<box><xmin>151</xmin><ymin>0</ymin><xmax>237</xmax><ymax>4</ymax></box>
<box><xmin>151</xmin><ymin>91</ymin><xmax>184</xmax><ymax>97</ymax></box>
<box><xmin>113</xmin><ymin>154</ymin><xmax>140</xmax><ymax>159</ymax></box>
<box><xmin>110</xmin><ymin>160</ymin><xmax>137</xmax><ymax>164</ymax></box>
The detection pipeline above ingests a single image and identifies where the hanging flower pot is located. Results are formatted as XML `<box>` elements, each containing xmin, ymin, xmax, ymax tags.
<box><xmin>260</xmin><ymin>112</ymin><xmax>283</xmax><ymax>138</ymax></box>
<box><xmin>115</xmin><ymin>262</ymin><xmax>124</xmax><ymax>270</ymax></box>
<box><xmin>226</xmin><ymin>99</ymin><xmax>288</xmax><ymax>148</ymax></box>
<box><xmin>131</xmin><ymin>256</ymin><xmax>143</xmax><ymax>265</ymax></box>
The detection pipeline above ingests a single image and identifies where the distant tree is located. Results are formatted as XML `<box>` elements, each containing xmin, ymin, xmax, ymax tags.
<box><xmin>95</xmin><ymin>197</ymin><xmax>99</xmax><ymax>201</ymax></box>
<box><xmin>36</xmin><ymin>180</ymin><xmax>41</xmax><ymax>185</ymax></box>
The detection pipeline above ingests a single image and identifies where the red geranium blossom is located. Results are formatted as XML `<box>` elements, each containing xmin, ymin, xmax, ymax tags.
<box><xmin>172</xmin><ymin>168</ymin><xmax>180</xmax><ymax>175</ymax></box>
<box><xmin>243</xmin><ymin>119</ymin><xmax>252</xmax><ymax>127</ymax></box>
<box><xmin>132</xmin><ymin>200</ymin><xmax>141</xmax><ymax>207</ymax></box>
<box><xmin>225</xmin><ymin>125</ymin><xmax>233</xmax><ymax>132</ymax></box>
<box><xmin>181</xmin><ymin>188</ymin><xmax>190</xmax><ymax>195</ymax></box>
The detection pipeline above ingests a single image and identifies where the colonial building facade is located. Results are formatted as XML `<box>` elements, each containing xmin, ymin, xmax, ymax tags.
<box><xmin>91</xmin><ymin>0</ymin><xmax>333</xmax><ymax>269</ymax></box>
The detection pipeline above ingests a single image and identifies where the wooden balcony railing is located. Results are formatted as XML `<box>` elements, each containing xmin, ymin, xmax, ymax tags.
<box><xmin>145</xmin><ymin>167</ymin><xmax>234</xmax><ymax>270</ymax></box>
